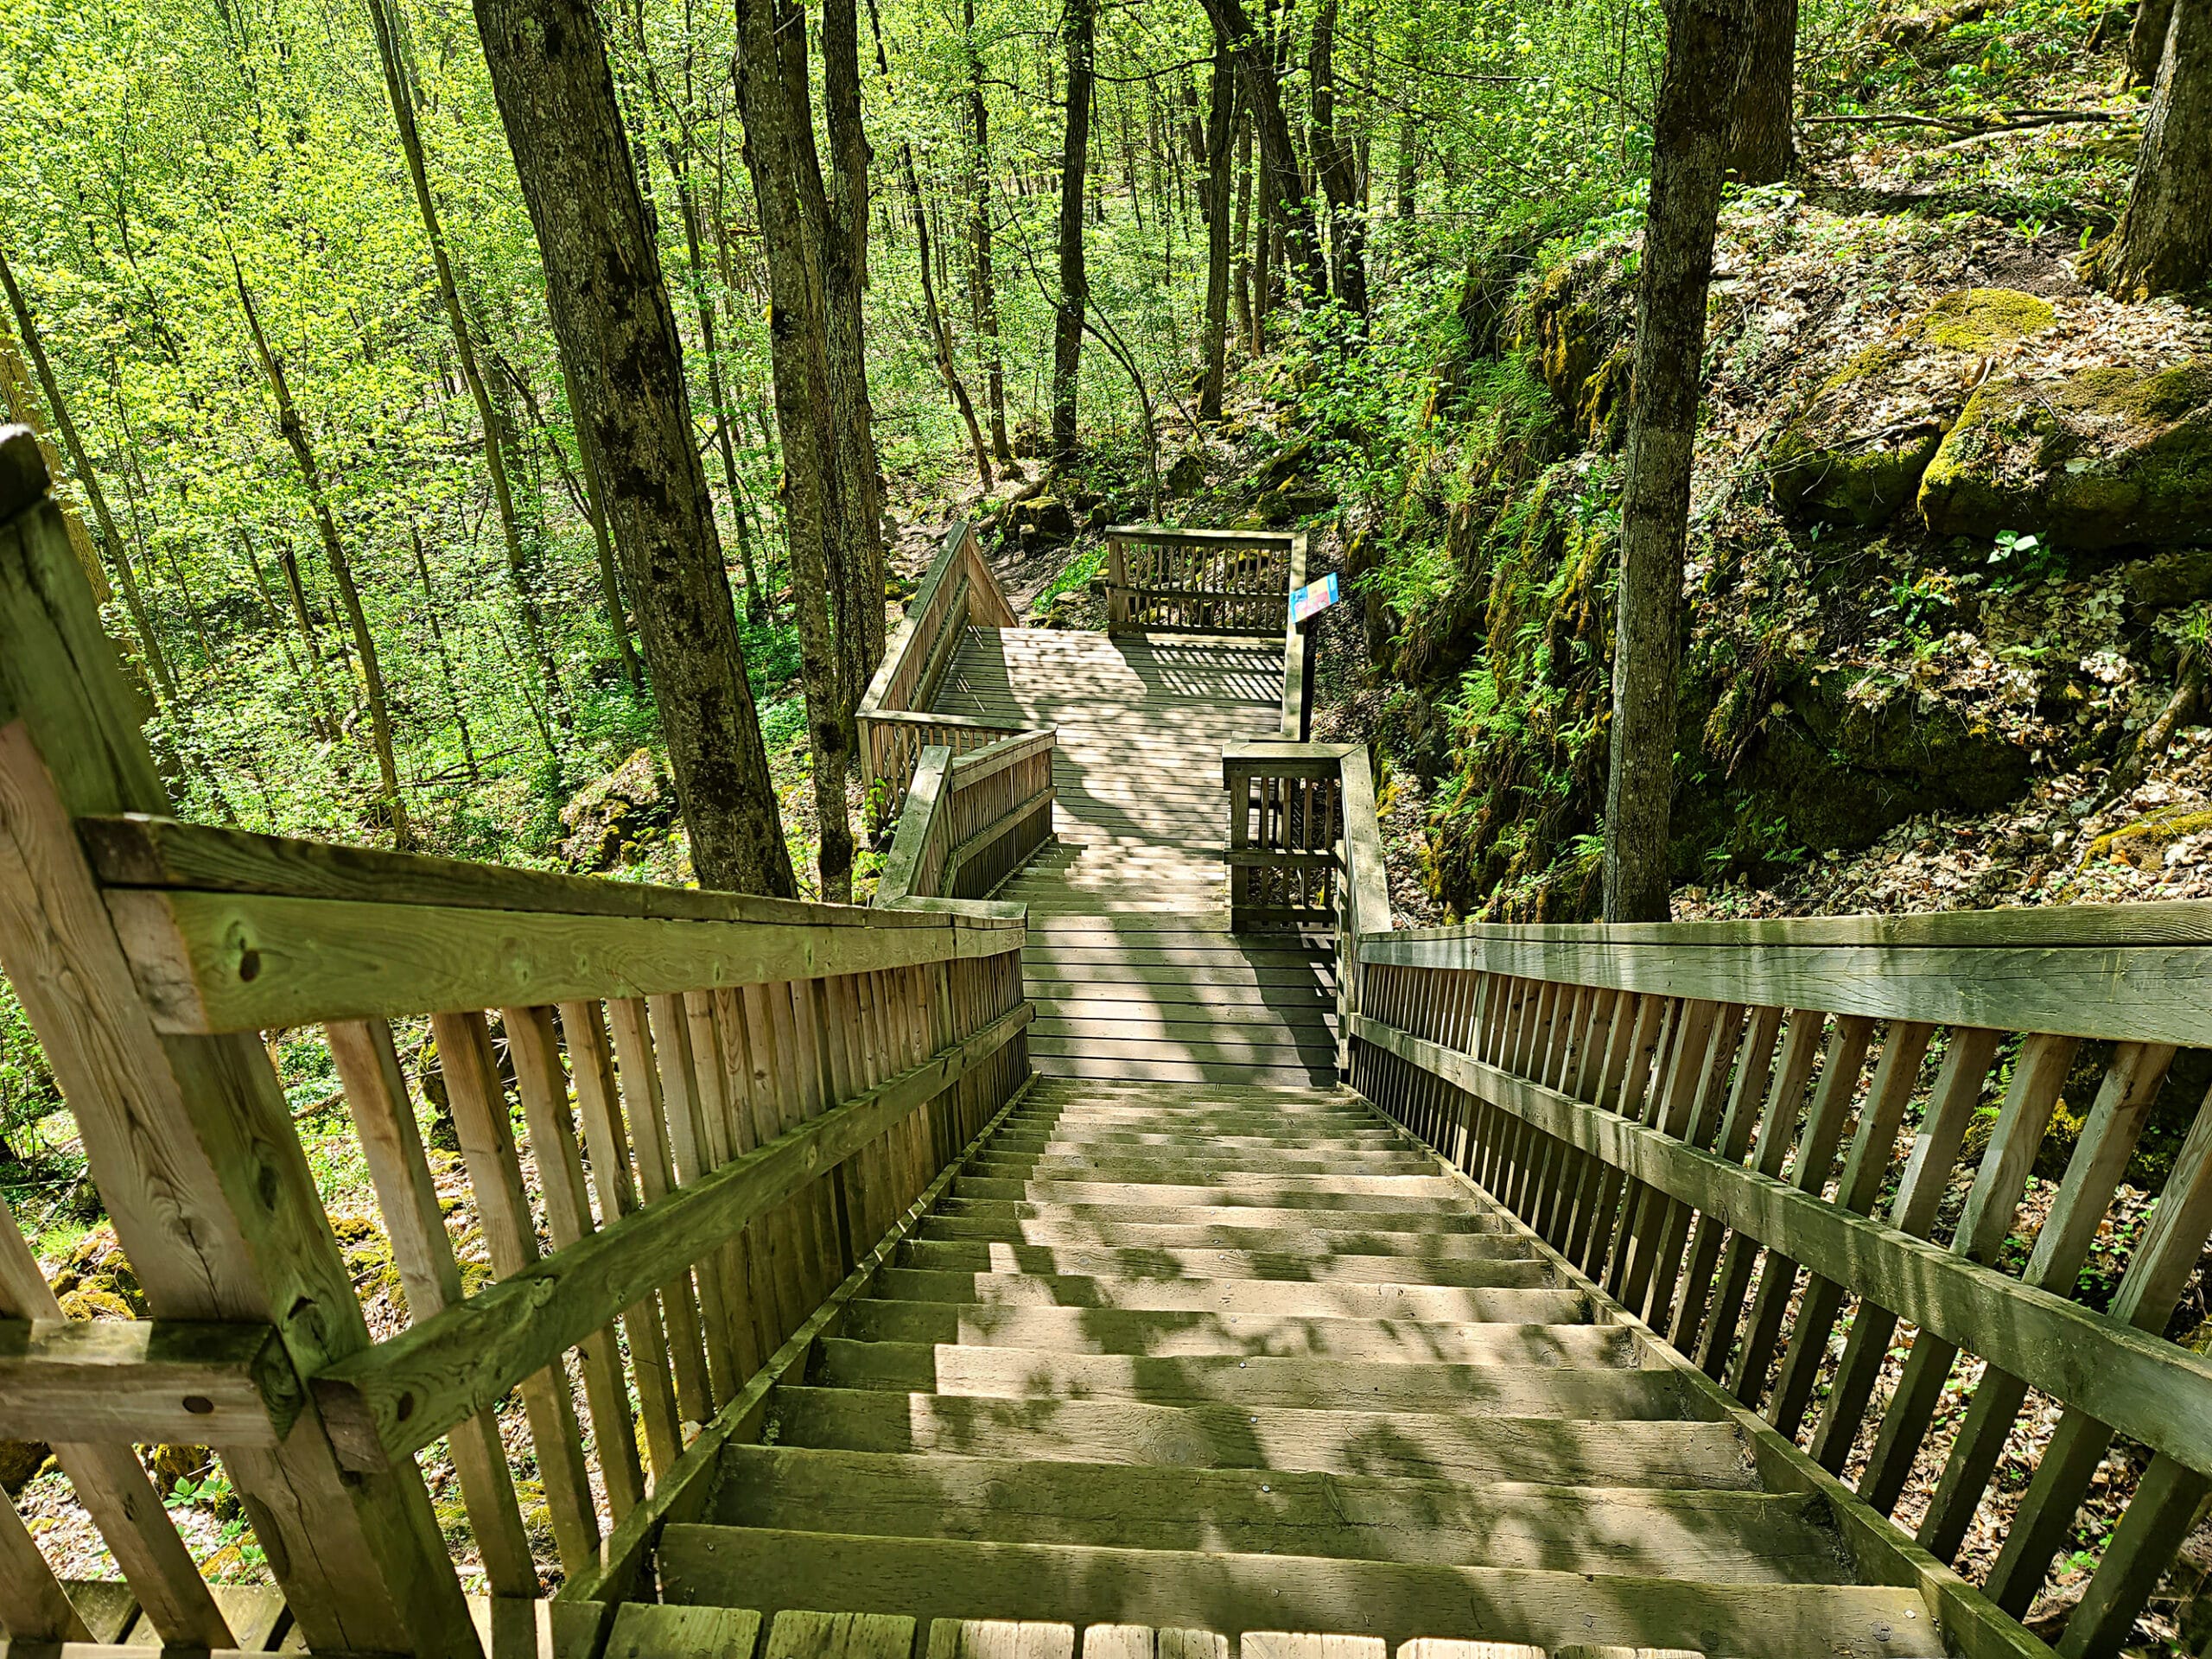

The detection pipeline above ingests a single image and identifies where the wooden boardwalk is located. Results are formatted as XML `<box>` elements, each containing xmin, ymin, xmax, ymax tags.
<box><xmin>927</xmin><ymin>628</ymin><xmax>1338</xmax><ymax>1087</ymax></box>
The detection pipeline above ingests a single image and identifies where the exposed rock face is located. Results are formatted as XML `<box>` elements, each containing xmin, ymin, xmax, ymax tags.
<box><xmin>1770</xmin><ymin>289</ymin><xmax>2057</xmax><ymax>526</ymax></box>
<box><xmin>560</xmin><ymin>747</ymin><xmax>677</xmax><ymax>872</ymax></box>
<box><xmin>1919</xmin><ymin>359</ymin><xmax>2212</xmax><ymax>548</ymax></box>
<box><xmin>1521</xmin><ymin>254</ymin><xmax>1633</xmax><ymax>448</ymax></box>
<box><xmin>1166</xmin><ymin>452</ymin><xmax>1207</xmax><ymax>497</ymax></box>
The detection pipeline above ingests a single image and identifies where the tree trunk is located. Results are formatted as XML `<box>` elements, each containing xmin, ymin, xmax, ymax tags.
<box><xmin>1307</xmin><ymin>0</ymin><xmax>1367</xmax><ymax>321</ymax></box>
<box><xmin>2095</xmin><ymin>0</ymin><xmax>2212</xmax><ymax>297</ymax></box>
<box><xmin>0</xmin><ymin>245</ymin><xmax>173</xmax><ymax>700</ymax></box>
<box><xmin>2127</xmin><ymin>0</ymin><xmax>2175</xmax><ymax>86</ymax></box>
<box><xmin>1233</xmin><ymin>109</ymin><xmax>1256</xmax><ymax>351</ymax></box>
<box><xmin>1726</xmin><ymin>0</ymin><xmax>1796</xmax><ymax>182</ymax></box>
<box><xmin>232</xmin><ymin>257</ymin><xmax>413</xmax><ymax>851</ymax></box>
<box><xmin>506</xmin><ymin>354</ymin><xmax>646</xmax><ymax>694</ymax></box>
<box><xmin>410</xmin><ymin>525</ymin><xmax>481</xmax><ymax>780</ymax></box>
<box><xmin>471</xmin><ymin>0</ymin><xmax>798</xmax><ymax>897</ymax></box>
<box><xmin>1052</xmin><ymin>0</ymin><xmax>1095</xmax><ymax>464</ymax></box>
<box><xmin>1200</xmin><ymin>30</ymin><xmax>1236</xmax><ymax>420</ymax></box>
<box><xmin>733</xmin><ymin>0</ymin><xmax>860</xmax><ymax>903</ymax></box>
<box><xmin>965</xmin><ymin>0</ymin><xmax>1014</xmax><ymax>464</ymax></box>
<box><xmin>820</xmin><ymin>0</ymin><xmax>889</xmax><ymax>720</ymax></box>
<box><xmin>1202</xmin><ymin>0</ymin><xmax>1324</xmax><ymax>302</ymax></box>
<box><xmin>0</xmin><ymin>302</ymin><xmax>110</xmax><ymax>606</ymax></box>
<box><xmin>364</xmin><ymin>0</ymin><xmax>568</xmax><ymax>737</ymax></box>
<box><xmin>1602</xmin><ymin>0</ymin><xmax>1751</xmax><ymax>924</ymax></box>
<box><xmin>911</xmin><ymin>156</ymin><xmax>994</xmax><ymax>486</ymax></box>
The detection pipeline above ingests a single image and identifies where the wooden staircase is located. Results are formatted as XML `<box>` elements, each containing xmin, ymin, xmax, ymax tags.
<box><xmin>645</xmin><ymin>1077</ymin><xmax>1942</xmax><ymax>1656</ymax></box>
<box><xmin>929</xmin><ymin>627</ymin><xmax>1338</xmax><ymax>1088</ymax></box>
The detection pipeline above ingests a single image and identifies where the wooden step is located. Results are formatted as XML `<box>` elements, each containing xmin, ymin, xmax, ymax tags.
<box><xmin>935</xmin><ymin>1198</ymin><xmax>1494</xmax><ymax>1233</ymax></box>
<box><xmin>953</xmin><ymin>1176</ymin><xmax>1465</xmax><ymax>1208</ymax></box>
<box><xmin>841</xmin><ymin>1300</ymin><xmax>1646</xmax><ymax>1364</ymax></box>
<box><xmin>811</xmin><ymin>1342</ymin><xmax>1709</xmax><ymax>1420</ymax></box>
<box><xmin>656</xmin><ymin>1530</ymin><xmax>1942</xmax><ymax>1656</ymax></box>
<box><xmin>918</xmin><ymin>1217</ymin><xmax>1519</xmax><ymax>1255</ymax></box>
<box><xmin>766</xmin><ymin>1388</ymin><xmax>1758</xmax><ymax>1488</ymax></box>
<box><xmin>709</xmin><ymin>1445</ymin><xmax>1851</xmax><ymax>1582</ymax></box>
<box><xmin>965</xmin><ymin>1149</ymin><xmax>1435</xmax><ymax>1179</ymax></box>
<box><xmin>868</xmin><ymin>1268</ymin><xmax>1588</xmax><ymax>1324</ymax></box>
<box><xmin>894</xmin><ymin>1240</ymin><xmax>1554</xmax><ymax>1288</ymax></box>
<box><xmin>983</xmin><ymin>1127</ymin><xmax>1402</xmax><ymax>1151</ymax></box>
<box><xmin>1024</xmin><ymin>1029</ymin><xmax>1340</xmax><ymax>1065</ymax></box>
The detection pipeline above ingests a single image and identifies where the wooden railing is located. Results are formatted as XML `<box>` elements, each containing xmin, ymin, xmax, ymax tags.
<box><xmin>1345</xmin><ymin>908</ymin><xmax>2212</xmax><ymax>1659</ymax></box>
<box><xmin>1105</xmin><ymin>524</ymin><xmax>1301</xmax><ymax>640</ymax></box>
<box><xmin>875</xmin><ymin>730</ymin><xmax>1056</xmax><ymax>909</ymax></box>
<box><xmin>858</xmin><ymin>520</ymin><xmax>1023</xmax><ymax>814</ymax></box>
<box><xmin>0</xmin><ymin>430</ymin><xmax>1033</xmax><ymax>1654</ymax></box>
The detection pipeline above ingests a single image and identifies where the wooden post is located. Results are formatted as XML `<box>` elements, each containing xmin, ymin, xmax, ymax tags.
<box><xmin>0</xmin><ymin>429</ymin><xmax>480</xmax><ymax>1657</ymax></box>
<box><xmin>1105</xmin><ymin>534</ymin><xmax>1130</xmax><ymax>632</ymax></box>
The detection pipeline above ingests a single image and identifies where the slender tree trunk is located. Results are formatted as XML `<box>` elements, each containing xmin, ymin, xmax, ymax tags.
<box><xmin>2095</xmin><ymin>0</ymin><xmax>2212</xmax><ymax>297</ymax></box>
<box><xmin>1307</xmin><ymin>0</ymin><xmax>1367</xmax><ymax>321</ymax></box>
<box><xmin>410</xmin><ymin>526</ymin><xmax>480</xmax><ymax>779</ymax></box>
<box><xmin>1602</xmin><ymin>0</ymin><xmax>1751</xmax><ymax>924</ymax></box>
<box><xmin>507</xmin><ymin>355</ymin><xmax>646</xmax><ymax>693</ymax></box>
<box><xmin>239</xmin><ymin>527</ymin><xmax>334</xmax><ymax>742</ymax></box>
<box><xmin>965</xmin><ymin>0</ymin><xmax>1014</xmax><ymax>464</ymax></box>
<box><xmin>363</xmin><ymin>0</ymin><xmax>567</xmax><ymax>735</ymax></box>
<box><xmin>733</xmin><ymin>0</ymin><xmax>860</xmax><ymax>902</ymax></box>
<box><xmin>1395</xmin><ymin>111</ymin><xmax>1419</xmax><ymax>219</ymax></box>
<box><xmin>2127</xmin><ymin>0</ymin><xmax>2175</xmax><ymax>86</ymax></box>
<box><xmin>1233</xmin><ymin>109</ymin><xmax>1256</xmax><ymax>351</ymax></box>
<box><xmin>820</xmin><ymin>0</ymin><xmax>888</xmax><ymax>717</ymax></box>
<box><xmin>1254</xmin><ymin>137</ymin><xmax>1276</xmax><ymax>348</ymax></box>
<box><xmin>232</xmin><ymin>257</ymin><xmax>413</xmax><ymax>850</ymax></box>
<box><xmin>472</xmin><ymin>0</ymin><xmax>798</xmax><ymax>897</ymax></box>
<box><xmin>0</xmin><ymin>245</ymin><xmax>173</xmax><ymax>699</ymax></box>
<box><xmin>1726</xmin><ymin>0</ymin><xmax>1796</xmax><ymax>181</ymax></box>
<box><xmin>1201</xmin><ymin>0</ymin><xmax>1324</xmax><ymax>302</ymax></box>
<box><xmin>1052</xmin><ymin>0</ymin><xmax>1095</xmax><ymax>464</ymax></box>
<box><xmin>1200</xmin><ymin>30</ymin><xmax>1236</xmax><ymax>420</ymax></box>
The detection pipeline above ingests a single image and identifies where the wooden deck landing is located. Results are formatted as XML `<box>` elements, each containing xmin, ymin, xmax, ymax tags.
<box><xmin>928</xmin><ymin>628</ymin><xmax>1337</xmax><ymax>1087</ymax></box>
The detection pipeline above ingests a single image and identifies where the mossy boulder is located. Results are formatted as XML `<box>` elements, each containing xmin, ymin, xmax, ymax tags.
<box><xmin>1919</xmin><ymin>359</ymin><xmax>2212</xmax><ymax>549</ymax></box>
<box><xmin>1770</xmin><ymin>289</ymin><xmax>2057</xmax><ymax>527</ymax></box>
<box><xmin>1518</xmin><ymin>253</ymin><xmax>1631</xmax><ymax>446</ymax></box>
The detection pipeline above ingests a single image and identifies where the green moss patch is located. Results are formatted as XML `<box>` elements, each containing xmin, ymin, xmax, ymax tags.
<box><xmin>1918</xmin><ymin>287</ymin><xmax>2057</xmax><ymax>352</ymax></box>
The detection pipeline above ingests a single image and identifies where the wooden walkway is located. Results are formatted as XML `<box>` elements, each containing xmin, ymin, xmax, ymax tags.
<box><xmin>927</xmin><ymin>628</ymin><xmax>1338</xmax><ymax>1087</ymax></box>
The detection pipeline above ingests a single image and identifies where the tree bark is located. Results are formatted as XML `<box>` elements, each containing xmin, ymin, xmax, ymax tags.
<box><xmin>1200</xmin><ymin>30</ymin><xmax>1236</xmax><ymax>419</ymax></box>
<box><xmin>471</xmin><ymin>0</ymin><xmax>798</xmax><ymax>897</ymax></box>
<box><xmin>364</xmin><ymin>0</ymin><xmax>568</xmax><ymax>736</ymax></box>
<box><xmin>0</xmin><ymin>245</ymin><xmax>173</xmax><ymax>700</ymax></box>
<box><xmin>1201</xmin><ymin>0</ymin><xmax>1325</xmax><ymax>302</ymax></box>
<box><xmin>820</xmin><ymin>0</ymin><xmax>889</xmax><ymax>718</ymax></box>
<box><xmin>1307</xmin><ymin>0</ymin><xmax>1367</xmax><ymax>322</ymax></box>
<box><xmin>1726</xmin><ymin>0</ymin><xmax>1796</xmax><ymax>182</ymax></box>
<box><xmin>232</xmin><ymin>257</ymin><xmax>412</xmax><ymax>851</ymax></box>
<box><xmin>0</xmin><ymin>302</ymin><xmax>110</xmax><ymax>606</ymax></box>
<box><xmin>733</xmin><ymin>0</ymin><xmax>860</xmax><ymax>902</ymax></box>
<box><xmin>1052</xmin><ymin>0</ymin><xmax>1095</xmax><ymax>463</ymax></box>
<box><xmin>1602</xmin><ymin>0</ymin><xmax>1752</xmax><ymax>924</ymax></box>
<box><xmin>2126</xmin><ymin>0</ymin><xmax>2175</xmax><ymax>86</ymax></box>
<box><xmin>1395</xmin><ymin>111</ymin><xmax>1420</xmax><ymax>219</ymax></box>
<box><xmin>2096</xmin><ymin>0</ymin><xmax>2212</xmax><ymax>297</ymax></box>
<box><xmin>965</xmin><ymin>0</ymin><xmax>1014</xmax><ymax>464</ymax></box>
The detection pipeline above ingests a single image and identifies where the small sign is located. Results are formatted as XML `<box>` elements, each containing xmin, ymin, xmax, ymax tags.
<box><xmin>1290</xmin><ymin>572</ymin><xmax>1340</xmax><ymax>626</ymax></box>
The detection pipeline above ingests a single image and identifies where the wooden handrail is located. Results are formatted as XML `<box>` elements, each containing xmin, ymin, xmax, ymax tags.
<box><xmin>858</xmin><ymin>520</ymin><xmax>1026</xmax><ymax>811</ymax></box>
<box><xmin>1105</xmin><ymin>522</ymin><xmax>1299</xmax><ymax>639</ymax></box>
<box><xmin>1344</xmin><ymin>897</ymin><xmax>2212</xmax><ymax>1658</ymax></box>
<box><xmin>0</xmin><ymin>429</ymin><xmax>1038</xmax><ymax>1649</ymax></box>
<box><xmin>877</xmin><ymin>730</ymin><xmax>1056</xmax><ymax>908</ymax></box>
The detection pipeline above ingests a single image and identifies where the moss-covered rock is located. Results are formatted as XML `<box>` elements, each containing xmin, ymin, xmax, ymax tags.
<box><xmin>1919</xmin><ymin>359</ymin><xmax>2212</xmax><ymax>549</ymax></box>
<box><xmin>1518</xmin><ymin>254</ymin><xmax>1631</xmax><ymax>447</ymax></box>
<box><xmin>2125</xmin><ymin>545</ymin><xmax>2212</xmax><ymax>612</ymax></box>
<box><xmin>1770</xmin><ymin>289</ymin><xmax>2059</xmax><ymax>527</ymax></box>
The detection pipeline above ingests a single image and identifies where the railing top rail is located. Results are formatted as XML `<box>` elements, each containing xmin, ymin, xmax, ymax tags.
<box><xmin>948</xmin><ymin>727</ymin><xmax>1057</xmax><ymax>785</ymax></box>
<box><xmin>1104</xmin><ymin>523</ymin><xmax>1297</xmax><ymax>548</ymax></box>
<box><xmin>1370</xmin><ymin>901</ymin><xmax>2212</xmax><ymax>950</ymax></box>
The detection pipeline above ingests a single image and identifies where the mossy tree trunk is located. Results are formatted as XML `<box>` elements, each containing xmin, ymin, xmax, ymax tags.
<box><xmin>2097</xmin><ymin>0</ymin><xmax>2212</xmax><ymax>297</ymax></box>
<box><xmin>1051</xmin><ymin>0</ymin><xmax>1094</xmax><ymax>464</ymax></box>
<box><xmin>1307</xmin><ymin>0</ymin><xmax>1368</xmax><ymax>321</ymax></box>
<box><xmin>1202</xmin><ymin>0</ymin><xmax>1325</xmax><ymax>304</ymax></box>
<box><xmin>1199</xmin><ymin>27</ymin><xmax>1236</xmax><ymax>419</ymax></box>
<box><xmin>1603</xmin><ymin>0</ymin><xmax>1752</xmax><ymax>924</ymax></box>
<box><xmin>471</xmin><ymin>0</ymin><xmax>798</xmax><ymax>898</ymax></box>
